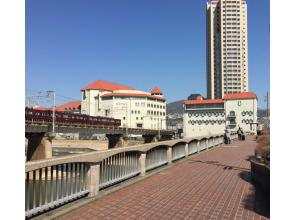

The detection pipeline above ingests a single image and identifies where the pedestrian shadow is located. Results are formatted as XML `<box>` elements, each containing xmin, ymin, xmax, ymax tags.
<box><xmin>239</xmin><ymin>171</ymin><xmax>270</xmax><ymax>218</ymax></box>
<box><xmin>188</xmin><ymin>160</ymin><xmax>250</xmax><ymax>172</ymax></box>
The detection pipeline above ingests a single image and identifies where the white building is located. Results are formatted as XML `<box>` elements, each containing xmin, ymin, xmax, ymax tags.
<box><xmin>207</xmin><ymin>0</ymin><xmax>249</xmax><ymax>99</ymax></box>
<box><xmin>183</xmin><ymin>92</ymin><xmax>257</xmax><ymax>137</ymax></box>
<box><xmin>81</xmin><ymin>80</ymin><xmax>166</xmax><ymax>129</ymax></box>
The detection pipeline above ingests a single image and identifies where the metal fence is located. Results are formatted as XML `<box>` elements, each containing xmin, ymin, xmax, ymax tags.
<box><xmin>188</xmin><ymin>141</ymin><xmax>197</xmax><ymax>155</ymax></box>
<box><xmin>25</xmin><ymin>163</ymin><xmax>88</xmax><ymax>218</ymax></box>
<box><xmin>172</xmin><ymin>143</ymin><xmax>186</xmax><ymax>161</ymax></box>
<box><xmin>99</xmin><ymin>151</ymin><xmax>140</xmax><ymax>189</ymax></box>
<box><xmin>146</xmin><ymin>146</ymin><xmax>168</xmax><ymax>171</ymax></box>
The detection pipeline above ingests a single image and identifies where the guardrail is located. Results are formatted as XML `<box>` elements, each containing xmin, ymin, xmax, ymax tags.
<box><xmin>25</xmin><ymin>122</ymin><xmax>174</xmax><ymax>136</ymax></box>
<box><xmin>25</xmin><ymin>133</ymin><xmax>238</xmax><ymax>218</ymax></box>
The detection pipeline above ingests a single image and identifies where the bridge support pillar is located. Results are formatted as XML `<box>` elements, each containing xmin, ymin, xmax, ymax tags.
<box><xmin>185</xmin><ymin>143</ymin><xmax>189</xmax><ymax>158</ymax></box>
<box><xmin>197</xmin><ymin>141</ymin><xmax>200</xmax><ymax>153</ymax></box>
<box><xmin>25</xmin><ymin>132</ymin><xmax>55</xmax><ymax>161</ymax></box>
<box><xmin>106</xmin><ymin>134</ymin><xmax>125</xmax><ymax>148</ymax></box>
<box><xmin>143</xmin><ymin>135</ymin><xmax>158</xmax><ymax>144</ymax></box>
<box><xmin>86</xmin><ymin>162</ymin><xmax>100</xmax><ymax>197</ymax></box>
<box><xmin>167</xmin><ymin>147</ymin><xmax>172</xmax><ymax>164</ymax></box>
<box><xmin>139</xmin><ymin>153</ymin><xmax>146</xmax><ymax>176</ymax></box>
<box><xmin>206</xmin><ymin>139</ymin><xmax>209</xmax><ymax>151</ymax></box>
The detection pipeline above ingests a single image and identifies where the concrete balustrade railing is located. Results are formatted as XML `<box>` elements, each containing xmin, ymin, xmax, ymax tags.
<box><xmin>25</xmin><ymin>133</ymin><xmax>231</xmax><ymax>218</ymax></box>
<box><xmin>146</xmin><ymin>146</ymin><xmax>168</xmax><ymax>171</ymax></box>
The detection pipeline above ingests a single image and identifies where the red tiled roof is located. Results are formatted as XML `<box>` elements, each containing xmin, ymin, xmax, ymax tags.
<box><xmin>183</xmin><ymin>99</ymin><xmax>224</xmax><ymax>105</ymax></box>
<box><xmin>151</xmin><ymin>86</ymin><xmax>163</xmax><ymax>95</ymax></box>
<box><xmin>33</xmin><ymin>106</ymin><xmax>50</xmax><ymax>111</ymax></box>
<box><xmin>223</xmin><ymin>92</ymin><xmax>257</xmax><ymax>100</ymax></box>
<box><xmin>100</xmin><ymin>93</ymin><xmax>165</xmax><ymax>101</ymax></box>
<box><xmin>55</xmin><ymin>101</ymin><xmax>81</xmax><ymax>111</ymax></box>
<box><xmin>82</xmin><ymin>80</ymin><xmax>135</xmax><ymax>91</ymax></box>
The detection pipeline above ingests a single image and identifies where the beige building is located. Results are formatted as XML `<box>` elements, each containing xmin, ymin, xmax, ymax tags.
<box><xmin>81</xmin><ymin>80</ymin><xmax>166</xmax><ymax>130</ymax></box>
<box><xmin>207</xmin><ymin>0</ymin><xmax>248</xmax><ymax>99</ymax></box>
<box><xmin>183</xmin><ymin>92</ymin><xmax>257</xmax><ymax>137</ymax></box>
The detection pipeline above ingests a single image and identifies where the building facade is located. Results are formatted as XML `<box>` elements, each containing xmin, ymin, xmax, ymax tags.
<box><xmin>183</xmin><ymin>92</ymin><xmax>257</xmax><ymax>137</ymax></box>
<box><xmin>33</xmin><ymin>101</ymin><xmax>81</xmax><ymax>114</ymax></box>
<box><xmin>81</xmin><ymin>80</ymin><xmax>166</xmax><ymax>129</ymax></box>
<box><xmin>207</xmin><ymin>0</ymin><xmax>248</xmax><ymax>99</ymax></box>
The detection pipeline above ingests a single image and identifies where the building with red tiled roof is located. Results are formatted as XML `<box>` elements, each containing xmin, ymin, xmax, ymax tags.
<box><xmin>151</xmin><ymin>86</ymin><xmax>163</xmax><ymax>95</ymax></box>
<box><xmin>82</xmin><ymin>80</ymin><xmax>134</xmax><ymax>91</ymax></box>
<box><xmin>223</xmin><ymin>92</ymin><xmax>257</xmax><ymax>100</ymax></box>
<box><xmin>32</xmin><ymin>101</ymin><xmax>81</xmax><ymax>113</ymax></box>
<box><xmin>101</xmin><ymin>93</ymin><xmax>165</xmax><ymax>101</ymax></box>
<box><xmin>55</xmin><ymin>101</ymin><xmax>81</xmax><ymax>113</ymax></box>
<box><xmin>33</xmin><ymin>106</ymin><xmax>50</xmax><ymax>111</ymax></box>
<box><xmin>80</xmin><ymin>80</ymin><xmax>166</xmax><ymax>130</ymax></box>
<box><xmin>183</xmin><ymin>92</ymin><xmax>258</xmax><ymax>137</ymax></box>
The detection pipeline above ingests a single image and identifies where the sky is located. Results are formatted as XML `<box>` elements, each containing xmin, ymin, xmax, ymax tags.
<box><xmin>26</xmin><ymin>0</ymin><xmax>270</xmax><ymax>108</ymax></box>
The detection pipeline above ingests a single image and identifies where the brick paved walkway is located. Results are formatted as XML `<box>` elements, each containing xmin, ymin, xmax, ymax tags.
<box><xmin>58</xmin><ymin>137</ymin><xmax>269</xmax><ymax>220</ymax></box>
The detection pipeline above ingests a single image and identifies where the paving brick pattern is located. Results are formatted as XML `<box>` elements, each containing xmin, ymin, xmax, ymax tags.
<box><xmin>58</xmin><ymin>137</ymin><xmax>269</xmax><ymax>220</ymax></box>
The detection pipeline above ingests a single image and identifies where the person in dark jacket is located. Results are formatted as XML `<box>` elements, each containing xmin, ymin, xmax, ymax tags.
<box><xmin>237</xmin><ymin>127</ymin><xmax>242</xmax><ymax>140</ymax></box>
<box><xmin>224</xmin><ymin>129</ymin><xmax>231</xmax><ymax>144</ymax></box>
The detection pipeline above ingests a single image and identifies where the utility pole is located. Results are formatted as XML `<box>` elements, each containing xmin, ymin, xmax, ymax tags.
<box><xmin>47</xmin><ymin>91</ymin><xmax>56</xmax><ymax>133</ymax></box>
<box><xmin>264</xmin><ymin>91</ymin><xmax>270</xmax><ymax>129</ymax></box>
<box><xmin>26</xmin><ymin>97</ymin><xmax>31</xmax><ymax>108</ymax></box>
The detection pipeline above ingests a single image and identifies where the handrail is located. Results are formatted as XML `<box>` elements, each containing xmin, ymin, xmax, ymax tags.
<box><xmin>25</xmin><ymin>133</ymin><xmax>226</xmax><ymax>218</ymax></box>
<box><xmin>25</xmin><ymin>134</ymin><xmax>224</xmax><ymax>172</ymax></box>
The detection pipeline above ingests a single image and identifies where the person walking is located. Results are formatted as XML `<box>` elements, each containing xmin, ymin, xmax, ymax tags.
<box><xmin>224</xmin><ymin>129</ymin><xmax>231</xmax><ymax>144</ymax></box>
<box><xmin>237</xmin><ymin>127</ymin><xmax>242</xmax><ymax>140</ymax></box>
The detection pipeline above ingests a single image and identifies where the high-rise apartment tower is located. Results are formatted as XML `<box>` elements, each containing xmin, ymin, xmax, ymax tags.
<box><xmin>206</xmin><ymin>0</ymin><xmax>248</xmax><ymax>99</ymax></box>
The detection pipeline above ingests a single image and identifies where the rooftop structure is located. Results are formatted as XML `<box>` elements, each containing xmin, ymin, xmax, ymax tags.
<box><xmin>183</xmin><ymin>92</ymin><xmax>257</xmax><ymax>137</ymax></box>
<box><xmin>81</xmin><ymin>80</ymin><xmax>166</xmax><ymax>130</ymax></box>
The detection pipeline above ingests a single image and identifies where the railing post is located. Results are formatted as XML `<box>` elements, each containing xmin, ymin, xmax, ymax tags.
<box><xmin>139</xmin><ymin>152</ymin><xmax>146</xmax><ymax>176</ymax></box>
<box><xmin>86</xmin><ymin>162</ymin><xmax>100</xmax><ymax>197</ymax></box>
<box><xmin>197</xmin><ymin>141</ymin><xmax>200</xmax><ymax>153</ymax></box>
<box><xmin>185</xmin><ymin>143</ymin><xmax>189</xmax><ymax>157</ymax></box>
<box><xmin>167</xmin><ymin>146</ymin><xmax>172</xmax><ymax>164</ymax></box>
<box><xmin>206</xmin><ymin>139</ymin><xmax>209</xmax><ymax>151</ymax></box>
